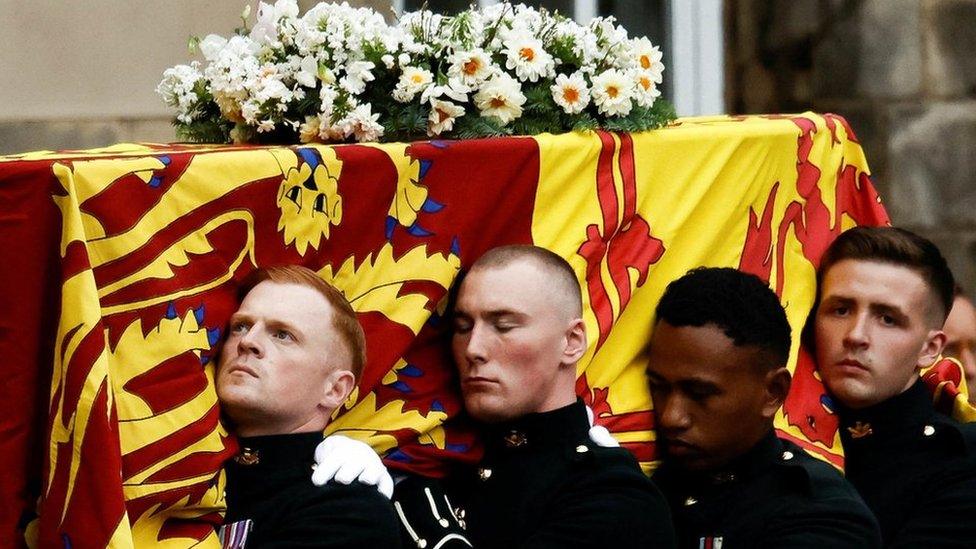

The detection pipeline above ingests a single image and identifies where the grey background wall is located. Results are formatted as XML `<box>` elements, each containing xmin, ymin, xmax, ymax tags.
<box><xmin>726</xmin><ymin>0</ymin><xmax>976</xmax><ymax>295</ymax></box>
<box><xmin>3</xmin><ymin>0</ymin><xmax>973</xmax><ymax>291</ymax></box>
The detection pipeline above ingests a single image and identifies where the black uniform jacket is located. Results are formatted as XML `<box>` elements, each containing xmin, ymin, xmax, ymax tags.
<box><xmin>452</xmin><ymin>400</ymin><xmax>676</xmax><ymax>549</ymax></box>
<box><xmin>653</xmin><ymin>430</ymin><xmax>881</xmax><ymax>549</ymax></box>
<box><xmin>839</xmin><ymin>380</ymin><xmax>976</xmax><ymax>547</ymax></box>
<box><xmin>224</xmin><ymin>432</ymin><xmax>401</xmax><ymax>548</ymax></box>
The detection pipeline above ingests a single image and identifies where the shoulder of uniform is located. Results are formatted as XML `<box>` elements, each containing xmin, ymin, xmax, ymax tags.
<box><xmin>772</xmin><ymin>442</ymin><xmax>860</xmax><ymax>500</ymax></box>
<box><xmin>922</xmin><ymin>413</ymin><xmax>976</xmax><ymax>456</ymax></box>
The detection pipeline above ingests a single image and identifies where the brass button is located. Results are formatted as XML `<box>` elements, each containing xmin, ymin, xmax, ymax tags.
<box><xmin>504</xmin><ymin>430</ymin><xmax>528</xmax><ymax>448</ymax></box>
<box><xmin>847</xmin><ymin>421</ymin><xmax>873</xmax><ymax>439</ymax></box>
<box><xmin>234</xmin><ymin>448</ymin><xmax>260</xmax><ymax>466</ymax></box>
<box><xmin>576</xmin><ymin>445</ymin><xmax>589</xmax><ymax>453</ymax></box>
<box><xmin>478</xmin><ymin>467</ymin><xmax>492</xmax><ymax>481</ymax></box>
<box><xmin>923</xmin><ymin>425</ymin><xmax>936</xmax><ymax>437</ymax></box>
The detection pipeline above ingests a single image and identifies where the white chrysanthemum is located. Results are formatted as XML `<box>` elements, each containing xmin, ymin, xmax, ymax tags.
<box><xmin>428</xmin><ymin>99</ymin><xmax>465</xmax><ymax>136</ymax></box>
<box><xmin>590</xmin><ymin>69</ymin><xmax>634</xmax><ymax>116</ymax></box>
<box><xmin>634</xmin><ymin>70</ymin><xmax>661</xmax><ymax>108</ymax></box>
<box><xmin>503</xmin><ymin>34</ymin><xmax>555</xmax><ymax>83</ymax></box>
<box><xmin>447</xmin><ymin>48</ymin><xmax>493</xmax><ymax>87</ymax></box>
<box><xmin>338</xmin><ymin>104</ymin><xmax>384</xmax><ymax>142</ymax></box>
<box><xmin>392</xmin><ymin>66</ymin><xmax>434</xmax><ymax>103</ymax></box>
<box><xmin>633</xmin><ymin>37</ymin><xmax>664</xmax><ymax>83</ymax></box>
<box><xmin>473</xmin><ymin>73</ymin><xmax>526</xmax><ymax>125</ymax></box>
<box><xmin>550</xmin><ymin>73</ymin><xmax>590</xmax><ymax>114</ymax></box>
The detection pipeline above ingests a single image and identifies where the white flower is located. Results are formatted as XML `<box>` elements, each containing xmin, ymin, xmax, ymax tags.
<box><xmin>338</xmin><ymin>104</ymin><xmax>384</xmax><ymax>142</ymax></box>
<box><xmin>420</xmin><ymin>77</ymin><xmax>470</xmax><ymax>104</ymax></box>
<box><xmin>590</xmin><ymin>69</ymin><xmax>634</xmax><ymax>117</ymax></box>
<box><xmin>199</xmin><ymin>34</ymin><xmax>228</xmax><ymax>62</ymax></box>
<box><xmin>633</xmin><ymin>37</ymin><xmax>664</xmax><ymax>83</ymax></box>
<box><xmin>634</xmin><ymin>70</ymin><xmax>662</xmax><ymax>108</ymax></box>
<box><xmin>295</xmin><ymin>56</ymin><xmax>318</xmax><ymax>88</ymax></box>
<box><xmin>428</xmin><ymin>99</ymin><xmax>465</xmax><ymax>136</ymax></box>
<box><xmin>392</xmin><ymin>66</ymin><xmax>434</xmax><ymax>103</ymax></box>
<box><xmin>447</xmin><ymin>48</ymin><xmax>493</xmax><ymax>87</ymax></box>
<box><xmin>381</xmin><ymin>54</ymin><xmax>396</xmax><ymax>69</ymax></box>
<box><xmin>339</xmin><ymin>60</ymin><xmax>375</xmax><ymax>95</ymax></box>
<box><xmin>503</xmin><ymin>34</ymin><xmax>555</xmax><ymax>83</ymax></box>
<box><xmin>550</xmin><ymin>73</ymin><xmax>590</xmax><ymax>114</ymax></box>
<box><xmin>157</xmin><ymin>62</ymin><xmax>203</xmax><ymax>123</ymax></box>
<box><xmin>473</xmin><ymin>73</ymin><xmax>526</xmax><ymax>125</ymax></box>
<box><xmin>299</xmin><ymin>115</ymin><xmax>322</xmax><ymax>143</ymax></box>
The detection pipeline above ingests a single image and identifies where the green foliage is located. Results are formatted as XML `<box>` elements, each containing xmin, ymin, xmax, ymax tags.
<box><xmin>175</xmin><ymin>118</ymin><xmax>232</xmax><ymax>143</ymax></box>
<box><xmin>453</xmin><ymin>114</ymin><xmax>512</xmax><ymax>140</ymax></box>
<box><xmin>383</xmin><ymin>102</ymin><xmax>430</xmax><ymax>142</ymax></box>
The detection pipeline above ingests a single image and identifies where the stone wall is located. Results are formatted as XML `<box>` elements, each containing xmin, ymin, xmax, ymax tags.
<box><xmin>0</xmin><ymin>0</ymin><xmax>384</xmax><ymax>154</ymax></box>
<box><xmin>726</xmin><ymin>0</ymin><xmax>976</xmax><ymax>293</ymax></box>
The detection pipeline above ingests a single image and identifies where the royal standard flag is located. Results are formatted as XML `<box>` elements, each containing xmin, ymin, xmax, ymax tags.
<box><xmin>0</xmin><ymin>114</ymin><xmax>891</xmax><ymax>548</ymax></box>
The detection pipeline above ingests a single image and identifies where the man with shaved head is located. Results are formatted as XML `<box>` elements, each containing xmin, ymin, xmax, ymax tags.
<box><xmin>391</xmin><ymin>245</ymin><xmax>675</xmax><ymax>549</ymax></box>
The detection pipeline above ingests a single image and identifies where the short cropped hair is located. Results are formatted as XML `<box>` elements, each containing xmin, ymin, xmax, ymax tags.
<box><xmin>469</xmin><ymin>245</ymin><xmax>582</xmax><ymax>317</ymax></box>
<box><xmin>818</xmin><ymin>227</ymin><xmax>955</xmax><ymax>322</ymax></box>
<box><xmin>238</xmin><ymin>265</ymin><xmax>366</xmax><ymax>380</ymax></box>
<box><xmin>655</xmin><ymin>267</ymin><xmax>792</xmax><ymax>369</ymax></box>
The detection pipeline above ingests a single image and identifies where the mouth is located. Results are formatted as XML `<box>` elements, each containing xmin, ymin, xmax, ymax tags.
<box><xmin>661</xmin><ymin>438</ymin><xmax>701</xmax><ymax>458</ymax></box>
<box><xmin>227</xmin><ymin>363</ymin><xmax>259</xmax><ymax>378</ymax></box>
<box><xmin>833</xmin><ymin>358</ymin><xmax>869</xmax><ymax>374</ymax></box>
<box><xmin>462</xmin><ymin>376</ymin><xmax>498</xmax><ymax>390</ymax></box>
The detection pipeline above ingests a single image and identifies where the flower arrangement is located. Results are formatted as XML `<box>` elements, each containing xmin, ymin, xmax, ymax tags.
<box><xmin>157</xmin><ymin>1</ymin><xmax>675</xmax><ymax>144</ymax></box>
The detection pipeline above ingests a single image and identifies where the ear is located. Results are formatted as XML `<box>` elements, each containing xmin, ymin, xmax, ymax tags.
<box><xmin>562</xmin><ymin>318</ymin><xmax>587</xmax><ymax>366</ymax></box>
<box><xmin>916</xmin><ymin>329</ymin><xmax>947</xmax><ymax>370</ymax></box>
<box><xmin>761</xmin><ymin>366</ymin><xmax>792</xmax><ymax>419</ymax></box>
<box><xmin>320</xmin><ymin>369</ymin><xmax>357</xmax><ymax>412</ymax></box>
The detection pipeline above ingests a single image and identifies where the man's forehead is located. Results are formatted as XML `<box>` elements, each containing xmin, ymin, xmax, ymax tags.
<box><xmin>648</xmin><ymin>322</ymin><xmax>761</xmax><ymax>380</ymax></box>
<box><xmin>821</xmin><ymin>260</ymin><xmax>929</xmax><ymax>297</ymax></box>
<box><xmin>239</xmin><ymin>281</ymin><xmax>333</xmax><ymax>320</ymax></box>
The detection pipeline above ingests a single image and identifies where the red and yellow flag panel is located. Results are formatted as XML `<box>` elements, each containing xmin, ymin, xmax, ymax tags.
<box><xmin>0</xmin><ymin>113</ymin><xmax>891</xmax><ymax>547</ymax></box>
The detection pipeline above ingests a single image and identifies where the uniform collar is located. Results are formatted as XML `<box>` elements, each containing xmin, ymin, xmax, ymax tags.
<box><xmin>484</xmin><ymin>399</ymin><xmax>589</xmax><ymax>452</ymax></box>
<box><xmin>230</xmin><ymin>431</ymin><xmax>323</xmax><ymax>470</ymax></box>
<box><xmin>656</xmin><ymin>429</ymin><xmax>783</xmax><ymax>491</ymax></box>
<box><xmin>837</xmin><ymin>380</ymin><xmax>933</xmax><ymax>445</ymax></box>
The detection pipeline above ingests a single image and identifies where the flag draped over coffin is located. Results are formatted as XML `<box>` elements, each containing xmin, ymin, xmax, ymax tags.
<box><xmin>2</xmin><ymin>113</ymin><xmax>891</xmax><ymax>548</ymax></box>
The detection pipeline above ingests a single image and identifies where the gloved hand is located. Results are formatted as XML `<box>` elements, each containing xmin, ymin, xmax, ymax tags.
<box><xmin>586</xmin><ymin>405</ymin><xmax>619</xmax><ymax>448</ymax></box>
<box><xmin>310</xmin><ymin>435</ymin><xmax>394</xmax><ymax>499</ymax></box>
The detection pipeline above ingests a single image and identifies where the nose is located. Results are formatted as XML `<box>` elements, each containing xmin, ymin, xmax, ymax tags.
<box><xmin>462</xmin><ymin>323</ymin><xmax>488</xmax><ymax>365</ymax></box>
<box><xmin>237</xmin><ymin>324</ymin><xmax>264</xmax><ymax>358</ymax></box>
<box><xmin>842</xmin><ymin>313</ymin><xmax>869</xmax><ymax>350</ymax></box>
<box><xmin>656</xmin><ymin>395</ymin><xmax>691</xmax><ymax>434</ymax></box>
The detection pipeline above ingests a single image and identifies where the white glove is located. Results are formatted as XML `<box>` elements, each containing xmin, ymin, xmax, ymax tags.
<box><xmin>586</xmin><ymin>405</ymin><xmax>620</xmax><ymax>448</ymax></box>
<box><xmin>310</xmin><ymin>435</ymin><xmax>394</xmax><ymax>499</ymax></box>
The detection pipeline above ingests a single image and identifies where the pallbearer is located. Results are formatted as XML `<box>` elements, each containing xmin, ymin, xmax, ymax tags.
<box><xmin>813</xmin><ymin>227</ymin><xmax>976</xmax><ymax>546</ymax></box>
<box><xmin>648</xmin><ymin>267</ymin><xmax>880</xmax><ymax>548</ymax></box>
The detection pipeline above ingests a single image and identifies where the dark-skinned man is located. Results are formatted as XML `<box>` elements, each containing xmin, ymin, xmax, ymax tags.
<box><xmin>648</xmin><ymin>267</ymin><xmax>881</xmax><ymax>548</ymax></box>
<box><xmin>812</xmin><ymin>226</ymin><xmax>976</xmax><ymax>546</ymax></box>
